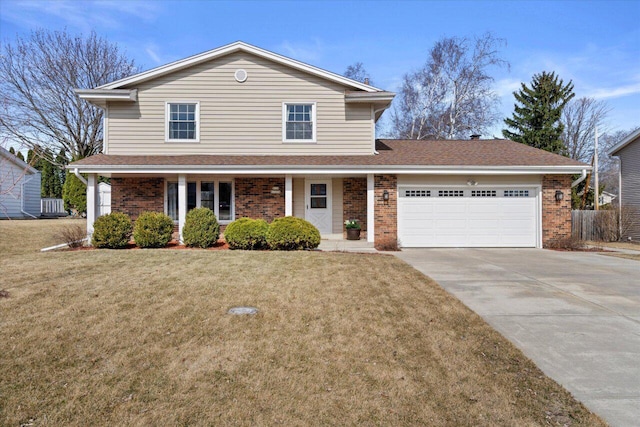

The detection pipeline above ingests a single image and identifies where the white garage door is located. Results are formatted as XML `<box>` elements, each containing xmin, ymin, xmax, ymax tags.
<box><xmin>398</xmin><ymin>187</ymin><xmax>539</xmax><ymax>248</ymax></box>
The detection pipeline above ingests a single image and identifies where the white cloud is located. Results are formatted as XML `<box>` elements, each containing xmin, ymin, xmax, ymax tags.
<box><xmin>278</xmin><ymin>38</ymin><xmax>324</xmax><ymax>63</ymax></box>
<box><xmin>1</xmin><ymin>0</ymin><xmax>160</xmax><ymax>33</ymax></box>
<box><xmin>145</xmin><ymin>43</ymin><xmax>163</xmax><ymax>65</ymax></box>
<box><xmin>587</xmin><ymin>81</ymin><xmax>640</xmax><ymax>100</ymax></box>
<box><xmin>494</xmin><ymin>78</ymin><xmax>522</xmax><ymax>98</ymax></box>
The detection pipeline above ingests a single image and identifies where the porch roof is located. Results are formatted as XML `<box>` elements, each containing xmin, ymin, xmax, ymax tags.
<box><xmin>69</xmin><ymin>139</ymin><xmax>588</xmax><ymax>174</ymax></box>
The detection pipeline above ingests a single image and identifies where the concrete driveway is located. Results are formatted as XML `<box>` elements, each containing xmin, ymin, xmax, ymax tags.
<box><xmin>394</xmin><ymin>248</ymin><xmax>640</xmax><ymax>427</ymax></box>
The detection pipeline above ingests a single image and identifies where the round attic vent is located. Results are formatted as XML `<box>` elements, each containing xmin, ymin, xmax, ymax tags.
<box><xmin>234</xmin><ymin>69</ymin><xmax>248</xmax><ymax>83</ymax></box>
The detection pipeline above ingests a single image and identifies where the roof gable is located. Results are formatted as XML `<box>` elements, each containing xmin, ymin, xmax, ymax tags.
<box><xmin>0</xmin><ymin>146</ymin><xmax>38</xmax><ymax>174</ymax></box>
<box><xmin>98</xmin><ymin>41</ymin><xmax>384</xmax><ymax>93</ymax></box>
<box><xmin>608</xmin><ymin>128</ymin><xmax>640</xmax><ymax>156</ymax></box>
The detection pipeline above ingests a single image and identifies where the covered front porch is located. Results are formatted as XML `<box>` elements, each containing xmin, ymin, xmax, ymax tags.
<box><xmin>84</xmin><ymin>173</ymin><xmax>391</xmax><ymax>244</ymax></box>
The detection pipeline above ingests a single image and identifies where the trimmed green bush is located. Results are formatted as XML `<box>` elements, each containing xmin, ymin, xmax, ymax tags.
<box><xmin>62</xmin><ymin>171</ymin><xmax>86</xmax><ymax>214</ymax></box>
<box><xmin>91</xmin><ymin>212</ymin><xmax>133</xmax><ymax>249</ymax></box>
<box><xmin>182</xmin><ymin>207</ymin><xmax>220</xmax><ymax>248</ymax></box>
<box><xmin>224</xmin><ymin>217</ymin><xmax>269</xmax><ymax>250</ymax></box>
<box><xmin>266</xmin><ymin>217</ymin><xmax>321</xmax><ymax>251</ymax></box>
<box><xmin>133</xmin><ymin>211</ymin><xmax>174</xmax><ymax>248</ymax></box>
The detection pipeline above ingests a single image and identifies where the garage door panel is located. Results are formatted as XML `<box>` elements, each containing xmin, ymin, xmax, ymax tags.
<box><xmin>398</xmin><ymin>187</ymin><xmax>538</xmax><ymax>248</ymax></box>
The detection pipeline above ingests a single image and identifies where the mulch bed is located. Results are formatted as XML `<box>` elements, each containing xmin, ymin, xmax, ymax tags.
<box><xmin>70</xmin><ymin>239</ymin><xmax>229</xmax><ymax>251</ymax></box>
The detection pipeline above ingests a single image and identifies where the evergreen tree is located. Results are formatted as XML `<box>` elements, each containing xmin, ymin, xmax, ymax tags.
<box><xmin>63</xmin><ymin>171</ymin><xmax>86</xmax><ymax>214</ymax></box>
<box><xmin>16</xmin><ymin>151</ymin><xmax>25</xmax><ymax>161</ymax></box>
<box><xmin>503</xmin><ymin>71</ymin><xmax>574</xmax><ymax>154</ymax></box>
<box><xmin>9</xmin><ymin>147</ymin><xmax>15</xmax><ymax>155</ymax></box>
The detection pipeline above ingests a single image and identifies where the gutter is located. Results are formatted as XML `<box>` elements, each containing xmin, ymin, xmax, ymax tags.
<box><xmin>571</xmin><ymin>169</ymin><xmax>588</xmax><ymax>188</ymax></box>
<box><xmin>20</xmin><ymin>176</ymin><xmax>38</xmax><ymax>219</ymax></box>
<box><xmin>74</xmin><ymin>168</ymin><xmax>88</xmax><ymax>186</ymax></box>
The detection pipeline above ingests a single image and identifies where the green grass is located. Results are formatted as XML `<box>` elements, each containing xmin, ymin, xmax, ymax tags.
<box><xmin>0</xmin><ymin>219</ymin><xmax>605</xmax><ymax>426</ymax></box>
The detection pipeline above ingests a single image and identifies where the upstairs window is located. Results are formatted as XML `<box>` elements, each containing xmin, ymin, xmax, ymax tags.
<box><xmin>166</xmin><ymin>102</ymin><xmax>199</xmax><ymax>142</ymax></box>
<box><xmin>283</xmin><ymin>103</ymin><xmax>316</xmax><ymax>142</ymax></box>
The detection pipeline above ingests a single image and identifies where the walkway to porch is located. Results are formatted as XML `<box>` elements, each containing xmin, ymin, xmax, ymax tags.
<box><xmin>318</xmin><ymin>235</ymin><xmax>376</xmax><ymax>253</ymax></box>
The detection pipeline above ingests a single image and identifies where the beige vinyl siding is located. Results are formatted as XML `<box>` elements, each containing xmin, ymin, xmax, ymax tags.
<box><xmin>293</xmin><ymin>178</ymin><xmax>305</xmax><ymax>218</ymax></box>
<box><xmin>107</xmin><ymin>52</ymin><xmax>373</xmax><ymax>155</ymax></box>
<box><xmin>332</xmin><ymin>178</ymin><xmax>343</xmax><ymax>233</ymax></box>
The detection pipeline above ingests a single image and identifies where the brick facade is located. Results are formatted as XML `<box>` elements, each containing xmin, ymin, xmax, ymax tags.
<box><xmin>374</xmin><ymin>174</ymin><xmax>397</xmax><ymax>248</ymax></box>
<box><xmin>542</xmin><ymin>174</ymin><xmax>572</xmax><ymax>247</ymax></box>
<box><xmin>235</xmin><ymin>177</ymin><xmax>285</xmax><ymax>222</ymax></box>
<box><xmin>343</xmin><ymin>177</ymin><xmax>367</xmax><ymax>232</ymax></box>
<box><xmin>111</xmin><ymin>177</ymin><xmax>164</xmax><ymax>220</ymax></box>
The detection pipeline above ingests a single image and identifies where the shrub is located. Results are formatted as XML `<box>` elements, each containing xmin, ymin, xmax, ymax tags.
<box><xmin>266</xmin><ymin>217</ymin><xmax>321</xmax><ymax>250</ymax></box>
<box><xmin>133</xmin><ymin>211</ymin><xmax>174</xmax><ymax>248</ymax></box>
<box><xmin>375</xmin><ymin>236</ymin><xmax>400</xmax><ymax>251</ymax></box>
<box><xmin>182</xmin><ymin>207</ymin><xmax>220</xmax><ymax>248</ymax></box>
<box><xmin>57</xmin><ymin>223</ymin><xmax>87</xmax><ymax>248</ymax></box>
<box><xmin>546</xmin><ymin>236</ymin><xmax>586</xmax><ymax>250</ymax></box>
<box><xmin>62</xmin><ymin>171</ymin><xmax>87</xmax><ymax>214</ymax></box>
<box><xmin>224</xmin><ymin>217</ymin><xmax>269</xmax><ymax>250</ymax></box>
<box><xmin>91</xmin><ymin>212</ymin><xmax>133</xmax><ymax>248</ymax></box>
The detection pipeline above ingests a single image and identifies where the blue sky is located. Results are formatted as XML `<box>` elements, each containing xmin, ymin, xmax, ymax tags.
<box><xmin>1</xmin><ymin>0</ymin><xmax>639</xmax><ymax>137</ymax></box>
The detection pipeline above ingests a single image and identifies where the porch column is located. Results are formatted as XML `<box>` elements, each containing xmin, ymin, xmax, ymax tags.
<box><xmin>86</xmin><ymin>174</ymin><xmax>97</xmax><ymax>237</ymax></box>
<box><xmin>367</xmin><ymin>174</ymin><xmax>375</xmax><ymax>243</ymax></box>
<box><xmin>285</xmin><ymin>174</ymin><xmax>293</xmax><ymax>216</ymax></box>
<box><xmin>178</xmin><ymin>174</ymin><xmax>187</xmax><ymax>243</ymax></box>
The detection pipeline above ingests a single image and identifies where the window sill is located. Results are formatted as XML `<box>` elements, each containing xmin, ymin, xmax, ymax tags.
<box><xmin>283</xmin><ymin>140</ymin><xmax>317</xmax><ymax>144</ymax></box>
<box><xmin>165</xmin><ymin>140</ymin><xmax>201</xmax><ymax>143</ymax></box>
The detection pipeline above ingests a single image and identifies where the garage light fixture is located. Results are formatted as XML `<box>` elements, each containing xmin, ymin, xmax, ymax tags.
<box><xmin>382</xmin><ymin>190</ymin><xmax>389</xmax><ymax>203</ymax></box>
<box><xmin>555</xmin><ymin>190</ymin><xmax>564</xmax><ymax>202</ymax></box>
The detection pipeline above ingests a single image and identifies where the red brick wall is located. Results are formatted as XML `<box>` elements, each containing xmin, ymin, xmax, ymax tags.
<box><xmin>343</xmin><ymin>177</ymin><xmax>367</xmax><ymax>232</ymax></box>
<box><xmin>542</xmin><ymin>175</ymin><xmax>572</xmax><ymax>247</ymax></box>
<box><xmin>111</xmin><ymin>177</ymin><xmax>164</xmax><ymax>220</ymax></box>
<box><xmin>374</xmin><ymin>174</ymin><xmax>397</xmax><ymax>248</ymax></box>
<box><xmin>235</xmin><ymin>178</ymin><xmax>285</xmax><ymax>222</ymax></box>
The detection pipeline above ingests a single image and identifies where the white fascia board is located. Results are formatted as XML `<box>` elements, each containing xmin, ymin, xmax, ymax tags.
<box><xmin>345</xmin><ymin>94</ymin><xmax>396</xmax><ymax>103</ymax></box>
<box><xmin>97</xmin><ymin>41</ymin><xmax>382</xmax><ymax>93</ymax></box>
<box><xmin>75</xmin><ymin>89</ymin><xmax>138</xmax><ymax>102</ymax></box>
<box><xmin>607</xmin><ymin>128</ymin><xmax>640</xmax><ymax>155</ymax></box>
<box><xmin>68</xmin><ymin>165</ymin><xmax>591</xmax><ymax>175</ymax></box>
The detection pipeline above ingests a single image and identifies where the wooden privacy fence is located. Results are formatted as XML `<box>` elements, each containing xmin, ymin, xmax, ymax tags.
<box><xmin>571</xmin><ymin>210</ymin><xmax>618</xmax><ymax>241</ymax></box>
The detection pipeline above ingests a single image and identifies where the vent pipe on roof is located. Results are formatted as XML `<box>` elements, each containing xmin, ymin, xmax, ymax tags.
<box><xmin>470</xmin><ymin>134</ymin><xmax>481</xmax><ymax>140</ymax></box>
<box><xmin>364</xmin><ymin>78</ymin><xmax>370</xmax><ymax>85</ymax></box>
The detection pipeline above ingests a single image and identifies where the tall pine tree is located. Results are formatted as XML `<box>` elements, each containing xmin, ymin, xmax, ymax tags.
<box><xmin>503</xmin><ymin>71</ymin><xmax>574</xmax><ymax>154</ymax></box>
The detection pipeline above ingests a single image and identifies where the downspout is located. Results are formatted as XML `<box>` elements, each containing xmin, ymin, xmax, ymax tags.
<box><xmin>372</xmin><ymin>106</ymin><xmax>387</xmax><ymax>155</ymax></box>
<box><xmin>73</xmin><ymin>168</ymin><xmax>88</xmax><ymax>186</ymax></box>
<box><xmin>571</xmin><ymin>169</ymin><xmax>588</xmax><ymax>188</ymax></box>
<box><xmin>20</xmin><ymin>176</ymin><xmax>38</xmax><ymax>219</ymax></box>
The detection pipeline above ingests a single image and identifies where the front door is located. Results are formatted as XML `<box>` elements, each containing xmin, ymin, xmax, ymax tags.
<box><xmin>305</xmin><ymin>179</ymin><xmax>332</xmax><ymax>234</ymax></box>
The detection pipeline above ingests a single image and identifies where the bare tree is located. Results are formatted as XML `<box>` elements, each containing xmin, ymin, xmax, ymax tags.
<box><xmin>391</xmin><ymin>33</ymin><xmax>508</xmax><ymax>140</ymax></box>
<box><xmin>599</xmin><ymin>128</ymin><xmax>639</xmax><ymax>193</ymax></box>
<box><xmin>561</xmin><ymin>97</ymin><xmax>610</xmax><ymax>162</ymax></box>
<box><xmin>344</xmin><ymin>62</ymin><xmax>372</xmax><ymax>85</ymax></box>
<box><xmin>0</xmin><ymin>29</ymin><xmax>138</xmax><ymax>164</ymax></box>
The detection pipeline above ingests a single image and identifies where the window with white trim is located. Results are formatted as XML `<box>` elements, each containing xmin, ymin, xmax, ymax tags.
<box><xmin>166</xmin><ymin>102</ymin><xmax>199</xmax><ymax>142</ymax></box>
<box><xmin>166</xmin><ymin>179</ymin><xmax>233</xmax><ymax>222</ymax></box>
<box><xmin>283</xmin><ymin>103</ymin><xmax>316</xmax><ymax>142</ymax></box>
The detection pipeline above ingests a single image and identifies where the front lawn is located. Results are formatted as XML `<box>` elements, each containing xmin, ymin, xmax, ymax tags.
<box><xmin>0</xmin><ymin>220</ymin><xmax>604</xmax><ymax>426</ymax></box>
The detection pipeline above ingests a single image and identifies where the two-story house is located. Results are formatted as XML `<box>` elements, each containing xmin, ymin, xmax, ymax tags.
<box><xmin>70</xmin><ymin>41</ymin><xmax>588</xmax><ymax>248</ymax></box>
<box><xmin>608</xmin><ymin>128</ymin><xmax>640</xmax><ymax>240</ymax></box>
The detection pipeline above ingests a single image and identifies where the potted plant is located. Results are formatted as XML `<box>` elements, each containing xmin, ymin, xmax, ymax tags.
<box><xmin>344</xmin><ymin>219</ymin><xmax>361</xmax><ymax>240</ymax></box>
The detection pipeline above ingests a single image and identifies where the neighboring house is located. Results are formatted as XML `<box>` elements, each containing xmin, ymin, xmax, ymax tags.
<box><xmin>0</xmin><ymin>146</ymin><xmax>41</xmax><ymax>219</ymax></box>
<box><xmin>608</xmin><ymin>128</ymin><xmax>640</xmax><ymax>240</ymax></box>
<box><xmin>70</xmin><ymin>41</ymin><xmax>588</xmax><ymax>248</ymax></box>
<box><xmin>599</xmin><ymin>191</ymin><xmax>617</xmax><ymax>207</ymax></box>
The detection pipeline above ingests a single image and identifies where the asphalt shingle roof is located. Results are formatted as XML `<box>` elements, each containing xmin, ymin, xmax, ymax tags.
<box><xmin>70</xmin><ymin>139</ymin><xmax>586</xmax><ymax>168</ymax></box>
